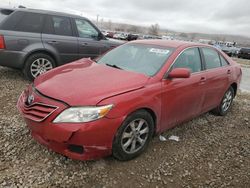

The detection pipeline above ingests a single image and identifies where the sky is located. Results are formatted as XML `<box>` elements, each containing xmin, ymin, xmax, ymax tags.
<box><xmin>1</xmin><ymin>0</ymin><xmax>250</xmax><ymax>37</ymax></box>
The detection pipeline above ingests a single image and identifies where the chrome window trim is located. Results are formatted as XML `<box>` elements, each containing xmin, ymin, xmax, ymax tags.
<box><xmin>163</xmin><ymin>45</ymin><xmax>229</xmax><ymax>79</ymax></box>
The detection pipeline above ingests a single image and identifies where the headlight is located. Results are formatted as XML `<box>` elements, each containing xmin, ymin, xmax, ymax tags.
<box><xmin>53</xmin><ymin>104</ymin><xmax>113</xmax><ymax>123</ymax></box>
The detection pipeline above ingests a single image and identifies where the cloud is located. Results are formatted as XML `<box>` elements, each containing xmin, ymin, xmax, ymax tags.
<box><xmin>1</xmin><ymin>0</ymin><xmax>250</xmax><ymax>37</ymax></box>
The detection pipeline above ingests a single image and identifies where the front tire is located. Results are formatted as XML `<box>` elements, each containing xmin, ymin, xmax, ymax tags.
<box><xmin>112</xmin><ymin>110</ymin><xmax>154</xmax><ymax>161</ymax></box>
<box><xmin>212</xmin><ymin>86</ymin><xmax>234</xmax><ymax>116</ymax></box>
<box><xmin>23</xmin><ymin>53</ymin><xmax>55</xmax><ymax>81</ymax></box>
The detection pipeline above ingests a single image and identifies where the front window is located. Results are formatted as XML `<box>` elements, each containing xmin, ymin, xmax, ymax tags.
<box><xmin>172</xmin><ymin>47</ymin><xmax>202</xmax><ymax>73</ymax></box>
<box><xmin>74</xmin><ymin>19</ymin><xmax>99</xmax><ymax>39</ymax></box>
<box><xmin>97</xmin><ymin>44</ymin><xmax>174</xmax><ymax>76</ymax></box>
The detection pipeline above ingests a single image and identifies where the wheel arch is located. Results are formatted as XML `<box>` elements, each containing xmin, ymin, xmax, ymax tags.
<box><xmin>125</xmin><ymin>107</ymin><xmax>158</xmax><ymax>136</ymax></box>
<box><xmin>22</xmin><ymin>49</ymin><xmax>59</xmax><ymax>68</ymax></box>
<box><xmin>230</xmin><ymin>82</ymin><xmax>237</xmax><ymax>97</ymax></box>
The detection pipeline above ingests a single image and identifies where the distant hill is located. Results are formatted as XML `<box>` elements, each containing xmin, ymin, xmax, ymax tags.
<box><xmin>93</xmin><ymin>20</ymin><xmax>250</xmax><ymax>47</ymax></box>
<box><xmin>184</xmin><ymin>32</ymin><xmax>250</xmax><ymax>47</ymax></box>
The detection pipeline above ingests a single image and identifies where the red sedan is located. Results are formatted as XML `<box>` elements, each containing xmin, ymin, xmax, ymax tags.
<box><xmin>17</xmin><ymin>40</ymin><xmax>242</xmax><ymax>161</ymax></box>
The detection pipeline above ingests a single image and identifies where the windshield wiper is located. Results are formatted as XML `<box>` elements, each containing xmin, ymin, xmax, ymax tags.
<box><xmin>106</xmin><ymin>64</ymin><xmax>123</xmax><ymax>70</ymax></box>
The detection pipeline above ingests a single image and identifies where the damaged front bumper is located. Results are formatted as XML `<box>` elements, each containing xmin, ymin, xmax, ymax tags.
<box><xmin>17</xmin><ymin>86</ymin><xmax>123</xmax><ymax>160</ymax></box>
<box><xmin>25</xmin><ymin>117</ymin><xmax>123</xmax><ymax>160</ymax></box>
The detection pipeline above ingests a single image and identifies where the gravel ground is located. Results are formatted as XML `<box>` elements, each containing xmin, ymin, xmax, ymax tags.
<box><xmin>0</xmin><ymin>65</ymin><xmax>250</xmax><ymax>188</ymax></box>
<box><xmin>233</xmin><ymin>57</ymin><xmax>250</xmax><ymax>67</ymax></box>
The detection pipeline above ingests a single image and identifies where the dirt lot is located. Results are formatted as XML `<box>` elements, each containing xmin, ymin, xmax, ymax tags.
<box><xmin>233</xmin><ymin>57</ymin><xmax>250</xmax><ymax>67</ymax></box>
<box><xmin>0</xmin><ymin>61</ymin><xmax>250</xmax><ymax>187</ymax></box>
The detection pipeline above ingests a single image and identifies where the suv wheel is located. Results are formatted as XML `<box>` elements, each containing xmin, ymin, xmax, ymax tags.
<box><xmin>23</xmin><ymin>53</ymin><xmax>55</xmax><ymax>81</ymax></box>
<box><xmin>112</xmin><ymin>110</ymin><xmax>154</xmax><ymax>161</ymax></box>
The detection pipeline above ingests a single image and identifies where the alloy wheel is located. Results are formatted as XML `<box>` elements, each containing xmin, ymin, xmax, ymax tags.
<box><xmin>30</xmin><ymin>58</ymin><xmax>53</xmax><ymax>78</ymax></box>
<box><xmin>221</xmin><ymin>89</ymin><xmax>233</xmax><ymax>112</ymax></box>
<box><xmin>121</xmin><ymin>118</ymin><xmax>149</xmax><ymax>154</ymax></box>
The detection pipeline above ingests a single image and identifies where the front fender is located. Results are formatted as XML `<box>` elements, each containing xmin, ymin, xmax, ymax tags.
<box><xmin>97</xmin><ymin>82</ymin><xmax>162</xmax><ymax>132</ymax></box>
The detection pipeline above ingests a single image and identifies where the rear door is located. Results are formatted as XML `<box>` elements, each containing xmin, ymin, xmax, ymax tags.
<box><xmin>42</xmin><ymin>15</ymin><xmax>78</xmax><ymax>65</ymax></box>
<box><xmin>200</xmin><ymin>47</ymin><xmax>231</xmax><ymax>113</ymax></box>
<box><xmin>72</xmin><ymin>18</ymin><xmax>108</xmax><ymax>59</ymax></box>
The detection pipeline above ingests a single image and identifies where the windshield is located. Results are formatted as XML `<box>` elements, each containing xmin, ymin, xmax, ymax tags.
<box><xmin>97</xmin><ymin>43</ymin><xmax>174</xmax><ymax>76</ymax></box>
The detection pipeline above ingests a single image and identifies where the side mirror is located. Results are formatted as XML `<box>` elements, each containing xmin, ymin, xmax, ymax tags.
<box><xmin>167</xmin><ymin>68</ymin><xmax>191</xmax><ymax>79</ymax></box>
<box><xmin>97</xmin><ymin>32</ymin><xmax>105</xmax><ymax>40</ymax></box>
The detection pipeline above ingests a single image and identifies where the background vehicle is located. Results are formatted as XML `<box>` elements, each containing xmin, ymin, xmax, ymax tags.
<box><xmin>106</xmin><ymin>31</ymin><xmax>115</xmax><ymax>38</ymax></box>
<box><xmin>127</xmin><ymin>34</ymin><xmax>138</xmax><ymax>41</ymax></box>
<box><xmin>221</xmin><ymin>46</ymin><xmax>240</xmax><ymax>57</ymax></box>
<box><xmin>18</xmin><ymin>40</ymin><xmax>242</xmax><ymax>161</ymax></box>
<box><xmin>238</xmin><ymin>48</ymin><xmax>250</xmax><ymax>59</ymax></box>
<box><xmin>0</xmin><ymin>8</ymin><xmax>121</xmax><ymax>80</ymax></box>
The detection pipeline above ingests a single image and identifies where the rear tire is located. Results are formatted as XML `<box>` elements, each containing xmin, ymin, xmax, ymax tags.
<box><xmin>212</xmin><ymin>86</ymin><xmax>234</xmax><ymax>116</ymax></box>
<box><xmin>112</xmin><ymin>110</ymin><xmax>154</xmax><ymax>161</ymax></box>
<box><xmin>23</xmin><ymin>53</ymin><xmax>55</xmax><ymax>81</ymax></box>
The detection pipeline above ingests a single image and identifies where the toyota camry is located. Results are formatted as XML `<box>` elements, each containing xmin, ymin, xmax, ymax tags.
<box><xmin>17</xmin><ymin>40</ymin><xmax>242</xmax><ymax>161</ymax></box>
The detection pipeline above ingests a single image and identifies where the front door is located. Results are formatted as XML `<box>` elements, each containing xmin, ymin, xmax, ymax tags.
<box><xmin>73</xmin><ymin>18</ymin><xmax>107</xmax><ymax>59</ymax></box>
<box><xmin>161</xmin><ymin>47</ymin><xmax>206</xmax><ymax>130</ymax></box>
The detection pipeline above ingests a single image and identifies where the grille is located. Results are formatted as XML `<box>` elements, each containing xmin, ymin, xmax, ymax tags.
<box><xmin>22</xmin><ymin>103</ymin><xmax>58</xmax><ymax>122</ymax></box>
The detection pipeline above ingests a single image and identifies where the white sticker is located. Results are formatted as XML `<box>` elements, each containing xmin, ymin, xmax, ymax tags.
<box><xmin>149</xmin><ymin>48</ymin><xmax>170</xmax><ymax>54</ymax></box>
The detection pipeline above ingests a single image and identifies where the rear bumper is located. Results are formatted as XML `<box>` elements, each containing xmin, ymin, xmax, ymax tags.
<box><xmin>0</xmin><ymin>50</ymin><xmax>26</xmax><ymax>69</ymax></box>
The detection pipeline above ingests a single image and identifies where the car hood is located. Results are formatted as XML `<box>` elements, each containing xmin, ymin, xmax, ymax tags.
<box><xmin>34</xmin><ymin>59</ymin><xmax>149</xmax><ymax>106</ymax></box>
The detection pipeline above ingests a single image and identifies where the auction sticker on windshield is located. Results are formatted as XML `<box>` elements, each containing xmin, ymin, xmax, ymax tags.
<box><xmin>149</xmin><ymin>48</ymin><xmax>170</xmax><ymax>54</ymax></box>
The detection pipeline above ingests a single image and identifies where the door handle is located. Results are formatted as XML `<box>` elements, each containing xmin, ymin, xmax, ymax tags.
<box><xmin>200</xmin><ymin>77</ymin><xmax>206</xmax><ymax>81</ymax></box>
<box><xmin>48</xmin><ymin>41</ymin><xmax>58</xmax><ymax>44</ymax></box>
<box><xmin>200</xmin><ymin>77</ymin><xmax>206</xmax><ymax>84</ymax></box>
<box><xmin>81</xmin><ymin>43</ymin><xmax>88</xmax><ymax>46</ymax></box>
<box><xmin>227</xmin><ymin>70</ymin><xmax>231</xmax><ymax>74</ymax></box>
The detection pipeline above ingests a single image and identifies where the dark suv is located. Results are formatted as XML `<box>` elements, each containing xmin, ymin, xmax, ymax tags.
<box><xmin>0</xmin><ymin>8</ymin><xmax>121</xmax><ymax>80</ymax></box>
<box><xmin>238</xmin><ymin>48</ymin><xmax>250</xmax><ymax>59</ymax></box>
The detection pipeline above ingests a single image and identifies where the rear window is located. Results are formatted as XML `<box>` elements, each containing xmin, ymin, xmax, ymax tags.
<box><xmin>43</xmin><ymin>15</ymin><xmax>73</xmax><ymax>36</ymax></box>
<box><xmin>202</xmin><ymin>48</ymin><xmax>221</xmax><ymax>70</ymax></box>
<box><xmin>220</xmin><ymin>55</ymin><xmax>229</xmax><ymax>66</ymax></box>
<box><xmin>0</xmin><ymin>11</ymin><xmax>45</xmax><ymax>33</ymax></box>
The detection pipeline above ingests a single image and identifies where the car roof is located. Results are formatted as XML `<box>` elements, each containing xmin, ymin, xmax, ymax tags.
<box><xmin>131</xmin><ymin>39</ymin><xmax>210</xmax><ymax>48</ymax></box>
<box><xmin>8</xmin><ymin>8</ymin><xmax>87</xmax><ymax>20</ymax></box>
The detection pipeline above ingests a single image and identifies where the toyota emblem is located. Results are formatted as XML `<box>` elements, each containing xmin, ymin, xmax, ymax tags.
<box><xmin>27</xmin><ymin>95</ymin><xmax>34</xmax><ymax>105</ymax></box>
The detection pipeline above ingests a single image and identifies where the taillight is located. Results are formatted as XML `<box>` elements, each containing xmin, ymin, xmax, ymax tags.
<box><xmin>0</xmin><ymin>35</ymin><xmax>5</xmax><ymax>49</ymax></box>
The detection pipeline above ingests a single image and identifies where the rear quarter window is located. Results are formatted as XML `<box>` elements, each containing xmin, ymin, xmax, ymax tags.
<box><xmin>0</xmin><ymin>11</ymin><xmax>23</xmax><ymax>30</ymax></box>
<box><xmin>0</xmin><ymin>13</ymin><xmax>6</xmax><ymax>23</ymax></box>
<box><xmin>15</xmin><ymin>12</ymin><xmax>45</xmax><ymax>33</ymax></box>
<box><xmin>0</xmin><ymin>9</ymin><xmax>13</xmax><ymax>23</ymax></box>
<box><xmin>43</xmin><ymin>15</ymin><xmax>73</xmax><ymax>36</ymax></box>
<box><xmin>0</xmin><ymin>11</ymin><xmax>45</xmax><ymax>33</ymax></box>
